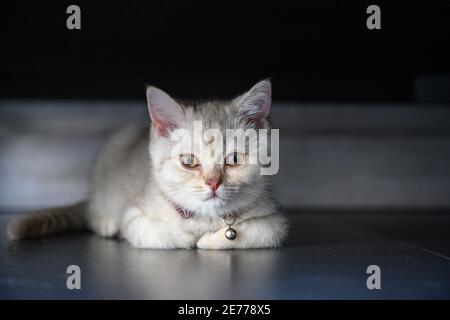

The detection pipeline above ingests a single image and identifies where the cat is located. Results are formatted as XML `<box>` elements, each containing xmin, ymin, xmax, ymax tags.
<box><xmin>7</xmin><ymin>80</ymin><xmax>288</xmax><ymax>249</ymax></box>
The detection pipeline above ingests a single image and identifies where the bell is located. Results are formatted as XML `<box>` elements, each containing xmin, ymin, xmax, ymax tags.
<box><xmin>225</xmin><ymin>227</ymin><xmax>237</xmax><ymax>240</ymax></box>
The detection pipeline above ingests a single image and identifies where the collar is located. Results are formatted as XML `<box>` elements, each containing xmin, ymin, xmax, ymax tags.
<box><xmin>164</xmin><ymin>196</ymin><xmax>193</xmax><ymax>219</ymax></box>
<box><xmin>174</xmin><ymin>204</ymin><xmax>193</xmax><ymax>219</ymax></box>
<box><xmin>169</xmin><ymin>199</ymin><xmax>236</xmax><ymax>221</ymax></box>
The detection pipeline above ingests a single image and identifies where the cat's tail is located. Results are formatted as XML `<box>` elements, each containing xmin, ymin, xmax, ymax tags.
<box><xmin>7</xmin><ymin>201</ymin><xmax>87</xmax><ymax>240</ymax></box>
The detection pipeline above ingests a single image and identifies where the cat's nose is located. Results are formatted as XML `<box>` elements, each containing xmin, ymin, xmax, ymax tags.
<box><xmin>205</xmin><ymin>177</ymin><xmax>222</xmax><ymax>192</ymax></box>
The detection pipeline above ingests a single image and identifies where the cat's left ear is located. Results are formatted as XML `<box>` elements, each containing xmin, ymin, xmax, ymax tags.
<box><xmin>235</xmin><ymin>80</ymin><xmax>271</xmax><ymax>128</ymax></box>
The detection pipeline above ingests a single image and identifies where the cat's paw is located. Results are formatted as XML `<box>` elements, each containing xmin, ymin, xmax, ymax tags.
<box><xmin>196</xmin><ymin>228</ymin><xmax>233</xmax><ymax>250</ymax></box>
<box><xmin>88</xmin><ymin>215</ymin><xmax>120</xmax><ymax>238</ymax></box>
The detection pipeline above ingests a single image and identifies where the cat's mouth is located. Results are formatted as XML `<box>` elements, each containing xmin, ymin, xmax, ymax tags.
<box><xmin>203</xmin><ymin>191</ymin><xmax>228</xmax><ymax>205</ymax></box>
<box><xmin>202</xmin><ymin>187</ymin><xmax>238</xmax><ymax>204</ymax></box>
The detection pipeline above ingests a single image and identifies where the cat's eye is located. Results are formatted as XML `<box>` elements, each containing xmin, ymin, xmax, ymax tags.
<box><xmin>180</xmin><ymin>154</ymin><xmax>200</xmax><ymax>169</ymax></box>
<box><xmin>225</xmin><ymin>152</ymin><xmax>244</xmax><ymax>166</ymax></box>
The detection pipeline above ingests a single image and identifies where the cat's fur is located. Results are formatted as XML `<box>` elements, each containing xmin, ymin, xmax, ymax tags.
<box><xmin>7</xmin><ymin>80</ymin><xmax>288</xmax><ymax>249</ymax></box>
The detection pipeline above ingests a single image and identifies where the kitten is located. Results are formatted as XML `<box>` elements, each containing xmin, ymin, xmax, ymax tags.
<box><xmin>7</xmin><ymin>80</ymin><xmax>288</xmax><ymax>249</ymax></box>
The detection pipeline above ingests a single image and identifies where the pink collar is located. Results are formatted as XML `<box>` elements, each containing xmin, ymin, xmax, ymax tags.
<box><xmin>174</xmin><ymin>205</ymin><xmax>193</xmax><ymax>219</ymax></box>
<box><xmin>169</xmin><ymin>200</ymin><xmax>236</xmax><ymax>221</ymax></box>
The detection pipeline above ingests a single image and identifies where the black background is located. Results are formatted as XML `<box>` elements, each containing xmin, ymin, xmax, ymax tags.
<box><xmin>2</xmin><ymin>0</ymin><xmax>450</xmax><ymax>102</ymax></box>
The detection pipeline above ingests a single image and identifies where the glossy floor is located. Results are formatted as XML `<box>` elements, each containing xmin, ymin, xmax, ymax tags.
<box><xmin>0</xmin><ymin>213</ymin><xmax>449</xmax><ymax>299</ymax></box>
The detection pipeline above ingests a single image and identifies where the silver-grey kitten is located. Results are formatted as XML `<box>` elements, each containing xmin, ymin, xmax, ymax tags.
<box><xmin>7</xmin><ymin>80</ymin><xmax>288</xmax><ymax>249</ymax></box>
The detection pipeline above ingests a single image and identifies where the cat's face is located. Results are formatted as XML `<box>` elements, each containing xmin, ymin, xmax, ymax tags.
<box><xmin>147</xmin><ymin>80</ymin><xmax>272</xmax><ymax>217</ymax></box>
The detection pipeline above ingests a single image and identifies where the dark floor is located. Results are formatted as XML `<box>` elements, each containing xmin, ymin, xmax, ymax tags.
<box><xmin>0</xmin><ymin>213</ymin><xmax>449</xmax><ymax>299</ymax></box>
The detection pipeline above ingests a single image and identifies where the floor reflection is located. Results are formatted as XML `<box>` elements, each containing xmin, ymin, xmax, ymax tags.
<box><xmin>85</xmin><ymin>237</ymin><xmax>283</xmax><ymax>299</ymax></box>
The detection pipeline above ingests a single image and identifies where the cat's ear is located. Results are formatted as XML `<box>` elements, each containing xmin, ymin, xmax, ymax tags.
<box><xmin>146</xmin><ymin>86</ymin><xmax>185</xmax><ymax>136</ymax></box>
<box><xmin>235</xmin><ymin>79</ymin><xmax>271</xmax><ymax>128</ymax></box>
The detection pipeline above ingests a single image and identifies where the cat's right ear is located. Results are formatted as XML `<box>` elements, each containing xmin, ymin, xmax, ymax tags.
<box><xmin>146</xmin><ymin>86</ymin><xmax>185</xmax><ymax>136</ymax></box>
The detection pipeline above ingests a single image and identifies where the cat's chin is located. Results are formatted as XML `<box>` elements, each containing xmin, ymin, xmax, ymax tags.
<box><xmin>203</xmin><ymin>194</ymin><xmax>221</xmax><ymax>202</ymax></box>
<box><xmin>200</xmin><ymin>196</ymin><xmax>223</xmax><ymax>207</ymax></box>
<box><xmin>192</xmin><ymin>198</ymin><xmax>231</xmax><ymax>217</ymax></box>
<box><xmin>203</xmin><ymin>198</ymin><xmax>225</xmax><ymax>209</ymax></box>
<box><xmin>171</xmin><ymin>191</ymin><xmax>248</xmax><ymax>217</ymax></box>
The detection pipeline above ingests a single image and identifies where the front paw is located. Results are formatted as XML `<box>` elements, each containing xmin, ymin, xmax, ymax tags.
<box><xmin>196</xmin><ymin>228</ymin><xmax>232</xmax><ymax>250</ymax></box>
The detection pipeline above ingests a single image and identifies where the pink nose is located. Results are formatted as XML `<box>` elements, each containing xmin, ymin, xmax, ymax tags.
<box><xmin>205</xmin><ymin>178</ymin><xmax>222</xmax><ymax>192</ymax></box>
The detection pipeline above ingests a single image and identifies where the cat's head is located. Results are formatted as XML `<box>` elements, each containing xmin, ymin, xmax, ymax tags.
<box><xmin>146</xmin><ymin>80</ymin><xmax>273</xmax><ymax>217</ymax></box>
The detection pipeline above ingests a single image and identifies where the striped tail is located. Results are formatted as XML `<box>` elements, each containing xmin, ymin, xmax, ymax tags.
<box><xmin>7</xmin><ymin>201</ymin><xmax>87</xmax><ymax>240</ymax></box>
